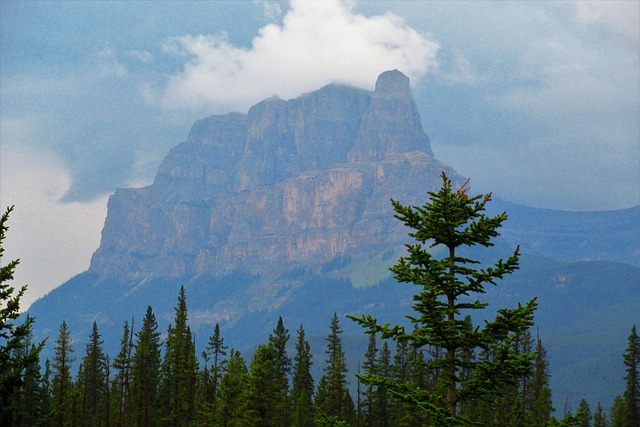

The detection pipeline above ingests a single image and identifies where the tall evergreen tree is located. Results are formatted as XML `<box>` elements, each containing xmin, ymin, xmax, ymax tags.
<box><xmin>361</xmin><ymin>332</ymin><xmax>378</xmax><ymax>427</ymax></box>
<box><xmin>7</xmin><ymin>334</ymin><xmax>50</xmax><ymax>427</ymax></box>
<box><xmin>349</xmin><ymin>173</ymin><xmax>537</xmax><ymax>423</ymax></box>
<box><xmin>131</xmin><ymin>306</ymin><xmax>162</xmax><ymax>427</ymax></box>
<box><xmin>610</xmin><ymin>395</ymin><xmax>625</xmax><ymax>427</ymax></box>
<box><xmin>77</xmin><ymin>321</ymin><xmax>108</xmax><ymax>426</ymax></box>
<box><xmin>268</xmin><ymin>316</ymin><xmax>292</xmax><ymax>426</ymax></box>
<box><xmin>218</xmin><ymin>349</ymin><xmax>250</xmax><ymax>426</ymax></box>
<box><xmin>292</xmin><ymin>324</ymin><xmax>314</xmax><ymax>427</ymax></box>
<box><xmin>51</xmin><ymin>320</ymin><xmax>75</xmax><ymax>427</ymax></box>
<box><xmin>112</xmin><ymin>319</ymin><xmax>134</xmax><ymax>426</ymax></box>
<box><xmin>248</xmin><ymin>343</ymin><xmax>283</xmax><ymax>425</ymax></box>
<box><xmin>200</xmin><ymin>322</ymin><xmax>228</xmax><ymax>425</ymax></box>
<box><xmin>0</xmin><ymin>206</ymin><xmax>46</xmax><ymax>424</ymax></box>
<box><xmin>315</xmin><ymin>313</ymin><xmax>356</xmax><ymax>425</ymax></box>
<box><xmin>374</xmin><ymin>341</ymin><xmax>392</xmax><ymax>427</ymax></box>
<box><xmin>593</xmin><ymin>402</ymin><xmax>607</xmax><ymax>427</ymax></box>
<box><xmin>576</xmin><ymin>399</ymin><xmax>591</xmax><ymax>427</ymax></box>
<box><xmin>159</xmin><ymin>286</ymin><xmax>198</xmax><ymax>426</ymax></box>
<box><xmin>623</xmin><ymin>324</ymin><xmax>640</xmax><ymax>426</ymax></box>
<box><xmin>526</xmin><ymin>335</ymin><xmax>554</xmax><ymax>426</ymax></box>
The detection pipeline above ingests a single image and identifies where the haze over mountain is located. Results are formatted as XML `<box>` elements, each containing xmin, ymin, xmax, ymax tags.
<box><xmin>24</xmin><ymin>70</ymin><xmax>640</xmax><ymax>414</ymax></box>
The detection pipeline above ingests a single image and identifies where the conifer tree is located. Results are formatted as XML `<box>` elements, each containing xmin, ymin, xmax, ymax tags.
<box><xmin>218</xmin><ymin>349</ymin><xmax>250</xmax><ymax>426</ymax></box>
<box><xmin>269</xmin><ymin>316</ymin><xmax>292</xmax><ymax>426</ymax></box>
<box><xmin>623</xmin><ymin>324</ymin><xmax>640</xmax><ymax>426</ymax></box>
<box><xmin>593</xmin><ymin>402</ymin><xmax>607</xmax><ymax>427</ymax></box>
<box><xmin>77</xmin><ymin>321</ymin><xmax>108</xmax><ymax>425</ymax></box>
<box><xmin>349</xmin><ymin>173</ymin><xmax>537</xmax><ymax>423</ymax></box>
<box><xmin>6</xmin><ymin>334</ymin><xmax>50</xmax><ymax>427</ymax></box>
<box><xmin>200</xmin><ymin>322</ymin><xmax>227</xmax><ymax>424</ymax></box>
<box><xmin>292</xmin><ymin>324</ymin><xmax>314</xmax><ymax>427</ymax></box>
<box><xmin>316</xmin><ymin>313</ymin><xmax>356</xmax><ymax>425</ymax></box>
<box><xmin>159</xmin><ymin>286</ymin><xmax>198</xmax><ymax>426</ymax></box>
<box><xmin>374</xmin><ymin>341</ymin><xmax>392</xmax><ymax>427</ymax></box>
<box><xmin>131</xmin><ymin>305</ymin><xmax>162</xmax><ymax>427</ymax></box>
<box><xmin>576</xmin><ymin>399</ymin><xmax>591</xmax><ymax>427</ymax></box>
<box><xmin>361</xmin><ymin>332</ymin><xmax>378</xmax><ymax>427</ymax></box>
<box><xmin>526</xmin><ymin>335</ymin><xmax>554</xmax><ymax>426</ymax></box>
<box><xmin>51</xmin><ymin>320</ymin><xmax>75</xmax><ymax>427</ymax></box>
<box><xmin>248</xmin><ymin>343</ymin><xmax>282</xmax><ymax>425</ymax></box>
<box><xmin>112</xmin><ymin>319</ymin><xmax>134</xmax><ymax>426</ymax></box>
<box><xmin>0</xmin><ymin>206</ymin><xmax>46</xmax><ymax>424</ymax></box>
<box><xmin>610</xmin><ymin>395</ymin><xmax>625</xmax><ymax>427</ymax></box>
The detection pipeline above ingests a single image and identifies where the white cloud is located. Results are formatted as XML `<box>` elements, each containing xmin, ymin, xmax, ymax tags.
<box><xmin>125</xmin><ymin>49</ymin><xmax>154</xmax><ymax>63</ymax></box>
<box><xmin>93</xmin><ymin>46</ymin><xmax>128</xmax><ymax>78</ymax></box>
<box><xmin>154</xmin><ymin>0</ymin><xmax>439</xmax><ymax>112</ymax></box>
<box><xmin>254</xmin><ymin>0</ymin><xmax>284</xmax><ymax>21</ymax></box>
<box><xmin>0</xmin><ymin>138</ymin><xmax>108</xmax><ymax>310</ymax></box>
<box><xmin>572</xmin><ymin>0</ymin><xmax>640</xmax><ymax>40</ymax></box>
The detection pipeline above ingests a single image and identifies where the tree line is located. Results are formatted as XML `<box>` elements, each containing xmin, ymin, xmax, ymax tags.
<box><xmin>1</xmin><ymin>173</ymin><xmax>639</xmax><ymax>426</ymax></box>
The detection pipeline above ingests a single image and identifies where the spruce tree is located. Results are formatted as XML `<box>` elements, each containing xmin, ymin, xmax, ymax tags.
<box><xmin>610</xmin><ymin>395</ymin><xmax>625</xmax><ymax>427</ymax></box>
<box><xmin>269</xmin><ymin>316</ymin><xmax>292</xmax><ymax>426</ymax></box>
<box><xmin>131</xmin><ymin>305</ymin><xmax>162</xmax><ymax>427</ymax></box>
<box><xmin>0</xmin><ymin>206</ymin><xmax>46</xmax><ymax>424</ymax></box>
<box><xmin>292</xmin><ymin>324</ymin><xmax>314</xmax><ymax>427</ymax></box>
<box><xmin>316</xmin><ymin>313</ymin><xmax>356</xmax><ymax>425</ymax></box>
<box><xmin>77</xmin><ymin>321</ymin><xmax>108</xmax><ymax>425</ymax></box>
<box><xmin>200</xmin><ymin>322</ymin><xmax>227</xmax><ymax>424</ymax></box>
<box><xmin>349</xmin><ymin>173</ymin><xmax>537</xmax><ymax>423</ymax></box>
<box><xmin>623</xmin><ymin>324</ymin><xmax>640</xmax><ymax>426</ymax></box>
<box><xmin>7</xmin><ymin>334</ymin><xmax>50</xmax><ymax>427</ymax></box>
<box><xmin>159</xmin><ymin>286</ymin><xmax>198</xmax><ymax>426</ymax></box>
<box><xmin>374</xmin><ymin>341</ymin><xmax>392</xmax><ymax>427</ymax></box>
<box><xmin>361</xmin><ymin>332</ymin><xmax>378</xmax><ymax>427</ymax></box>
<box><xmin>576</xmin><ymin>399</ymin><xmax>591</xmax><ymax>427</ymax></box>
<box><xmin>51</xmin><ymin>320</ymin><xmax>75</xmax><ymax>427</ymax></box>
<box><xmin>218</xmin><ymin>349</ymin><xmax>250</xmax><ymax>426</ymax></box>
<box><xmin>112</xmin><ymin>319</ymin><xmax>134</xmax><ymax>426</ymax></box>
<box><xmin>593</xmin><ymin>402</ymin><xmax>607</xmax><ymax>427</ymax></box>
<box><xmin>526</xmin><ymin>335</ymin><xmax>554</xmax><ymax>426</ymax></box>
<box><xmin>248</xmin><ymin>343</ymin><xmax>282</xmax><ymax>425</ymax></box>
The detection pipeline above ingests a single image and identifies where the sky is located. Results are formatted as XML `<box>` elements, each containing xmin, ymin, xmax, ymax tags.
<box><xmin>1</xmin><ymin>0</ymin><xmax>638</xmax><ymax>309</ymax></box>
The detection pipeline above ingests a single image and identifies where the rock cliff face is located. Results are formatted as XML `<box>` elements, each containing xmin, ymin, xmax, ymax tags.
<box><xmin>89</xmin><ymin>70</ymin><xmax>461</xmax><ymax>282</ymax></box>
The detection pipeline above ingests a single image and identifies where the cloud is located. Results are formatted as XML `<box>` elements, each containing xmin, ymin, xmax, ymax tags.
<box><xmin>0</xmin><ymin>141</ymin><xmax>108</xmax><ymax>310</ymax></box>
<box><xmin>125</xmin><ymin>49</ymin><xmax>154</xmax><ymax>63</ymax></box>
<box><xmin>572</xmin><ymin>0</ymin><xmax>640</xmax><ymax>40</ymax></box>
<box><xmin>93</xmin><ymin>46</ymin><xmax>128</xmax><ymax>78</ymax></box>
<box><xmin>154</xmin><ymin>0</ymin><xmax>439</xmax><ymax>112</ymax></box>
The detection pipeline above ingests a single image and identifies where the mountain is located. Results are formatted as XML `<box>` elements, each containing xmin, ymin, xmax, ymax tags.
<box><xmin>26</xmin><ymin>70</ymin><xmax>639</xmax><ymax>412</ymax></box>
<box><xmin>89</xmin><ymin>69</ymin><xmax>457</xmax><ymax>285</ymax></box>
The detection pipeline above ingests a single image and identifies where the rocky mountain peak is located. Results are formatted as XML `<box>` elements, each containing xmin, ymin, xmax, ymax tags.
<box><xmin>89</xmin><ymin>70</ymin><xmax>457</xmax><ymax>282</ymax></box>
<box><xmin>373</xmin><ymin>69</ymin><xmax>412</xmax><ymax>100</ymax></box>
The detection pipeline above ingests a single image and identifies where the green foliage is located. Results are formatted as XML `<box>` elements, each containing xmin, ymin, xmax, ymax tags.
<box><xmin>316</xmin><ymin>313</ymin><xmax>356</xmax><ymax>426</ymax></box>
<box><xmin>348</xmin><ymin>173</ymin><xmax>538</xmax><ymax>423</ymax></box>
<box><xmin>623</xmin><ymin>324</ymin><xmax>640</xmax><ymax>425</ymax></box>
<box><xmin>77</xmin><ymin>321</ymin><xmax>108</xmax><ymax>425</ymax></box>
<box><xmin>593</xmin><ymin>402</ymin><xmax>607</xmax><ymax>427</ymax></box>
<box><xmin>292</xmin><ymin>324</ymin><xmax>315</xmax><ymax>427</ymax></box>
<box><xmin>0</xmin><ymin>206</ymin><xmax>47</xmax><ymax>424</ymax></box>
<box><xmin>609</xmin><ymin>394</ymin><xmax>625</xmax><ymax>427</ymax></box>
<box><xmin>51</xmin><ymin>320</ymin><xmax>75</xmax><ymax>427</ymax></box>
<box><xmin>200</xmin><ymin>322</ymin><xmax>227</xmax><ymax>424</ymax></box>
<box><xmin>131</xmin><ymin>305</ymin><xmax>162</xmax><ymax>427</ymax></box>
<box><xmin>217</xmin><ymin>349</ymin><xmax>251</xmax><ymax>426</ymax></box>
<box><xmin>111</xmin><ymin>319</ymin><xmax>134</xmax><ymax>425</ymax></box>
<box><xmin>159</xmin><ymin>286</ymin><xmax>198</xmax><ymax>426</ymax></box>
<box><xmin>268</xmin><ymin>316</ymin><xmax>293</xmax><ymax>426</ymax></box>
